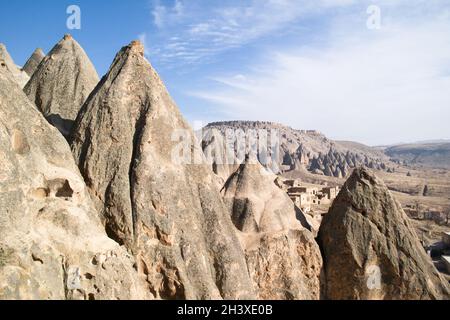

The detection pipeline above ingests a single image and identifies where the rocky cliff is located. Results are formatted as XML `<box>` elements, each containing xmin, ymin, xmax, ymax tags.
<box><xmin>203</xmin><ymin>121</ymin><xmax>392</xmax><ymax>178</ymax></box>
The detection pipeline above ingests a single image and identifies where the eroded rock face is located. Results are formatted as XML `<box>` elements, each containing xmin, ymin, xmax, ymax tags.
<box><xmin>24</xmin><ymin>35</ymin><xmax>99</xmax><ymax>138</ymax></box>
<box><xmin>71</xmin><ymin>41</ymin><xmax>255</xmax><ymax>300</ymax></box>
<box><xmin>204</xmin><ymin>121</ymin><xmax>393</xmax><ymax>178</ymax></box>
<box><xmin>22</xmin><ymin>48</ymin><xmax>45</xmax><ymax>77</ymax></box>
<box><xmin>0</xmin><ymin>66</ymin><xmax>149</xmax><ymax>300</ymax></box>
<box><xmin>201</xmin><ymin>127</ymin><xmax>239</xmax><ymax>185</ymax></box>
<box><xmin>319</xmin><ymin>167</ymin><xmax>450</xmax><ymax>300</ymax></box>
<box><xmin>0</xmin><ymin>43</ymin><xmax>30</xmax><ymax>88</ymax></box>
<box><xmin>222</xmin><ymin>161</ymin><xmax>323</xmax><ymax>300</ymax></box>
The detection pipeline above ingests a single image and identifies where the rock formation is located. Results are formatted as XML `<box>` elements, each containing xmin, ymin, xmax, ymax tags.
<box><xmin>71</xmin><ymin>41</ymin><xmax>255</xmax><ymax>300</ymax></box>
<box><xmin>222</xmin><ymin>160</ymin><xmax>323</xmax><ymax>300</ymax></box>
<box><xmin>204</xmin><ymin>122</ymin><xmax>393</xmax><ymax>178</ymax></box>
<box><xmin>24</xmin><ymin>35</ymin><xmax>99</xmax><ymax>139</ymax></box>
<box><xmin>0</xmin><ymin>43</ymin><xmax>29</xmax><ymax>88</ymax></box>
<box><xmin>318</xmin><ymin>167</ymin><xmax>450</xmax><ymax>300</ymax></box>
<box><xmin>0</xmin><ymin>65</ymin><xmax>149</xmax><ymax>300</ymax></box>
<box><xmin>22</xmin><ymin>48</ymin><xmax>45</xmax><ymax>77</ymax></box>
<box><xmin>201</xmin><ymin>127</ymin><xmax>239</xmax><ymax>184</ymax></box>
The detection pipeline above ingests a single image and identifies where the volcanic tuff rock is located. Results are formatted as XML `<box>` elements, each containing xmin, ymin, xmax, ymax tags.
<box><xmin>0</xmin><ymin>66</ymin><xmax>149</xmax><ymax>300</ymax></box>
<box><xmin>22</xmin><ymin>48</ymin><xmax>45</xmax><ymax>77</ymax></box>
<box><xmin>24</xmin><ymin>35</ymin><xmax>99</xmax><ymax>139</ymax></box>
<box><xmin>71</xmin><ymin>41</ymin><xmax>255</xmax><ymax>300</ymax></box>
<box><xmin>204</xmin><ymin>121</ymin><xmax>392</xmax><ymax>178</ymax></box>
<box><xmin>201</xmin><ymin>128</ymin><xmax>240</xmax><ymax>184</ymax></box>
<box><xmin>318</xmin><ymin>167</ymin><xmax>450</xmax><ymax>300</ymax></box>
<box><xmin>0</xmin><ymin>43</ymin><xmax>30</xmax><ymax>88</ymax></box>
<box><xmin>222</xmin><ymin>161</ymin><xmax>323</xmax><ymax>300</ymax></box>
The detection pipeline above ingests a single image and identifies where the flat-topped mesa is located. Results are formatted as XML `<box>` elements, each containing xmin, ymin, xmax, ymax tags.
<box><xmin>71</xmin><ymin>41</ymin><xmax>255</xmax><ymax>300</ymax></box>
<box><xmin>24</xmin><ymin>35</ymin><xmax>99</xmax><ymax>140</ymax></box>
<box><xmin>22</xmin><ymin>48</ymin><xmax>45</xmax><ymax>76</ymax></box>
<box><xmin>0</xmin><ymin>43</ymin><xmax>30</xmax><ymax>88</ymax></box>
<box><xmin>318</xmin><ymin>167</ymin><xmax>450</xmax><ymax>300</ymax></box>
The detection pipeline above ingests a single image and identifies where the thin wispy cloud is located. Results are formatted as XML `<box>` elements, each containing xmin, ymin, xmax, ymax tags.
<box><xmin>141</xmin><ymin>0</ymin><xmax>450</xmax><ymax>145</ymax></box>
<box><xmin>186</xmin><ymin>1</ymin><xmax>450</xmax><ymax>145</ymax></box>
<box><xmin>144</xmin><ymin>0</ymin><xmax>360</xmax><ymax>65</ymax></box>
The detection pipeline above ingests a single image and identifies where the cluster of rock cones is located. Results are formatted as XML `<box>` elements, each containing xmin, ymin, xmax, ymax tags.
<box><xmin>0</xmin><ymin>35</ymin><xmax>448</xmax><ymax>300</ymax></box>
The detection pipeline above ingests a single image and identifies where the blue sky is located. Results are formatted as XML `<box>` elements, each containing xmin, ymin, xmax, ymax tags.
<box><xmin>1</xmin><ymin>0</ymin><xmax>450</xmax><ymax>145</ymax></box>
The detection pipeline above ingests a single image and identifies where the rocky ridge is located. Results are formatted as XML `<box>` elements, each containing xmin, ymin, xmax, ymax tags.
<box><xmin>203</xmin><ymin>121</ymin><xmax>392</xmax><ymax>178</ymax></box>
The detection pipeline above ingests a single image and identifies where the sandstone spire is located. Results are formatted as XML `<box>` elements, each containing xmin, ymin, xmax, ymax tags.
<box><xmin>0</xmin><ymin>43</ymin><xmax>30</xmax><ymax>88</ymax></box>
<box><xmin>71</xmin><ymin>40</ymin><xmax>255</xmax><ymax>300</ymax></box>
<box><xmin>318</xmin><ymin>167</ymin><xmax>450</xmax><ymax>300</ymax></box>
<box><xmin>222</xmin><ymin>160</ymin><xmax>323</xmax><ymax>300</ymax></box>
<box><xmin>22</xmin><ymin>48</ymin><xmax>45</xmax><ymax>77</ymax></box>
<box><xmin>0</xmin><ymin>64</ymin><xmax>149</xmax><ymax>300</ymax></box>
<box><xmin>24</xmin><ymin>35</ymin><xmax>99</xmax><ymax>139</ymax></box>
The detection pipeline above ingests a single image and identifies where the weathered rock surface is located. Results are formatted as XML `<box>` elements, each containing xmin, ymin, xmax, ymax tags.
<box><xmin>204</xmin><ymin>121</ymin><xmax>393</xmax><ymax>178</ymax></box>
<box><xmin>201</xmin><ymin>127</ymin><xmax>239</xmax><ymax>184</ymax></box>
<box><xmin>222</xmin><ymin>161</ymin><xmax>323</xmax><ymax>300</ymax></box>
<box><xmin>22</xmin><ymin>48</ymin><xmax>45</xmax><ymax>77</ymax></box>
<box><xmin>0</xmin><ymin>66</ymin><xmax>150</xmax><ymax>300</ymax></box>
<box><xmin>0</xmin><ymin>43</ymin><xmax>29</xmax><ymax>88</ymax></box>
<box><xmin>318</xmin><ymin>167</ymin><xmax>450</xmax><ymax>300</ymax></box>
<box><xmin>71</xmin><ymin>41</ymin><xmax>255</xmax><ymax>300</ymax></box>
<box><xmin>24</xmin><ymin>35</ymin><xmax>99</xmax><ymax>138</ymax></box>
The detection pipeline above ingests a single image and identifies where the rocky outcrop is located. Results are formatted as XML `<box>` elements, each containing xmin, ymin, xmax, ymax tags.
<box><xmin>0</xmin><ymin>65</ymin><xmax>149</xmax><ymax>300</ymax></box>
<box><xmin>318</xmin><ymin>167</ymin><xmax>450</xmax><ymax>300</ymax></box>
<box><xmin>71</xmin><ymin>41</ymin><xmax>255</xmax><ymax>300</ymax></box>
<box><xmin>22</xmin><ymin>48</ymin><xmax>45</xmax><ymax>77</ymax></box>
<box><xmin>24</xmin><ymin>35</ymin><xmax>99</xmax><ymax>139</ymax></box>
<box><xmin>0</xmin><ymin>43</ymin><xmax>29</xmax><ymax>88</ymax></box>
<box><xmin>203</xmin><ymin>121</ymin><xmax>392</xmax><ymax>178</ymax></box>
<box><xmin>222</xmin><ymin>161</ymin><xmax>323</xmax><ymax>300</ymax></box>
<box><xmin>201</xmin><ymin>127</ymin><xmax>239</xmax><ymax>184</ymax></box>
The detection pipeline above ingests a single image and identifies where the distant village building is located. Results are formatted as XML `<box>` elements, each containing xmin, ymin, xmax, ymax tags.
<box><xmin>322</xmin><ymin>186</ymin><xmax>340</xmax><ymax>200</ymax></box>
<box><xmin>286</xmin><ymin>180</ymin><xmax>340</xmax><ymax>214</ymax></box>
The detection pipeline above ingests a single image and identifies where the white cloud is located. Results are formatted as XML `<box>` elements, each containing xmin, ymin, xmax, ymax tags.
<box><xmin>151</xmin><ymin>0</ymin><xmax>184</xmax><ymax>29</ymax></box>
<box><xmin>148</xmin><ymin>0</ymin><xmax>360</xmax><ymax>64</ymax></box>
<box><xmin>189</xmin><ymin>12</ymin><xmax>450</xmax><ymax>145</ymax></box>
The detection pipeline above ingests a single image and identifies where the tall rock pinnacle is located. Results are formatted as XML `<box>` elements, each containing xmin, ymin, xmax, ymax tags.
<box><xmin>319</xmin><ymin>167</ymin><xmax>450</xmax><ymax>300</ymax></box>
<box><xmin>24</xmin><ymin>35</ymin><xmax>99</xmax><ymax>139</ymax></box>
<box><xmin>222</xmin><ymin>160</ymin><xmax>323</xmax><ymax>300</ymax></box>
<box><xmin>71</xmin><ymin>40</ymin><xmax>255</xmax><ymax>300</ymax></box>
<box><xmin>0</xmin><ymin>43</ymin><xmax>30</xmax><ymax>88</ymax></box>
<box><xmin>0</xmin><ymin>63</ymin><xmax>149</xmax><ymax>300</ymax></box>
<box><xmin>22</xmin><ymin>48</ymin><xmax>45</xmax><ymax>77</ymax></box>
